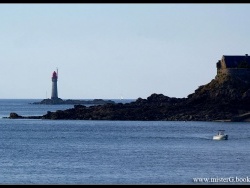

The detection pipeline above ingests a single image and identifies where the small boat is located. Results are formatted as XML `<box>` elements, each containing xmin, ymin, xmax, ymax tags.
<box><xmin>213</xmin><ymin>130</ymin><xmax>228</xmax><ymax>140</ymax></box>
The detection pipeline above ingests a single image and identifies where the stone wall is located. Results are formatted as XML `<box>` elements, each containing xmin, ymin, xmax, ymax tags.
<box><xmin>216</xmin><ymin>68</ymin><xmax>250</xmax><ymax>81</ymax></box>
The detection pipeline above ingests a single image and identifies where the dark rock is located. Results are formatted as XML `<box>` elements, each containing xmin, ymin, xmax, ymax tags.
<box><xmin>8</xmin><ymin>112</ymin><xmax>42</xmax><ymax>119</ymax></box>
<box><xmin>9</xmin><ymin>113</ymin><xmax>23</xmax><ymax>119</ymax></box>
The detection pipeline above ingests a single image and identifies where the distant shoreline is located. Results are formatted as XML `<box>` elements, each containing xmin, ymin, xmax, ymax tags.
<box><xmin>31</xmin><ymin>98</ymin><xmax>116</xmax><ymax>105</ymax></box>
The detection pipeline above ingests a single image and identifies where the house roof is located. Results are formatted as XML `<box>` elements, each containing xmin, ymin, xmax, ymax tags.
<box><xmin>223</xmin><ymin>55</ymin><xmax>250</xmax><ymax>68</ymax></box>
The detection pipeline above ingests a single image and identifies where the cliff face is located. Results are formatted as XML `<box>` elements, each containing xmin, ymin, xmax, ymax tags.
<box><xmin>184</xmin><ymin>71</ymin><xmax>250</xmax><ymax>120</ymax></box>
<box><xmin>188</xmin><ymin>71</ymin><xmax>250</xmax><ymax>107</ymax></box>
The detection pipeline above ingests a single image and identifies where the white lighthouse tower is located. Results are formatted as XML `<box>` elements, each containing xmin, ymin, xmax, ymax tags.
<box><xmin>51</xmin><ymin>69</ymin><xmax>58</xmax><ymax>100</ymax></box>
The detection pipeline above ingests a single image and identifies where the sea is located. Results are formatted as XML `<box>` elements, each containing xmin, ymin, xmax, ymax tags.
<box><xmin>0</xmin><ymin>99</ymin><xmax>250</xmax><ymax>185</ymax></box>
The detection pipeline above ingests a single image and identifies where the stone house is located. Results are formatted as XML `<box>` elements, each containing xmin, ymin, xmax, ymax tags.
<box><xmin>216</xmin><ymin>54</ymin><xmax>250</xmax><ymax>79</ymax></box>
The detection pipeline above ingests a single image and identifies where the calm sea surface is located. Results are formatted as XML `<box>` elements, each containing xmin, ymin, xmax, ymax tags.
<box><xmin>0</xmin><ymin>99</ymin><xmax>250</xmax><ymax>185</ymax></box>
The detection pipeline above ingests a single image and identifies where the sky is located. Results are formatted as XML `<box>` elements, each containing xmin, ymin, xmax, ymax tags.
<box><xmin>0</xmin><ymin>3</ymin><xmax>250</xmax><ymax>99</ymax></box>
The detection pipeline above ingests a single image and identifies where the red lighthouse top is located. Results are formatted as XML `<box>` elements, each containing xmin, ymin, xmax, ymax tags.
<box><xmin>52</xmin><ymin>71</ymin><xmax>57</xmax><ymax>79</ymax></box>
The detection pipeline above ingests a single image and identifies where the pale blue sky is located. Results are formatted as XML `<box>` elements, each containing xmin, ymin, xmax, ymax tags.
<box><xmin>0</xmin><ymin>3</ymin><xmax>249</xmax><ymax>99</ymax></box>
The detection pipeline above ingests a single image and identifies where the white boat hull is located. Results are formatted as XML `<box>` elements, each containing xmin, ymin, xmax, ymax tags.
<box><xmin>213</xmin><ymin>134</ymin><xmax>228</xmax><ymax>140</ymax></box>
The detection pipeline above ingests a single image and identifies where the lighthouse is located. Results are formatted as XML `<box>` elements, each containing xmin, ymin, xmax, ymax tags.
<box><xmin>51</xmin><ymin>70</ymin><xmax>58</xmax><ymax>100</ymax></box>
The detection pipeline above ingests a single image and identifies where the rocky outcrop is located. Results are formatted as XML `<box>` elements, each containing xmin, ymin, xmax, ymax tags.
<box><xmin>32</xmin><ymin>98</ymin><xmax>115</xmax><ymax>105</ymax></box>
<box><xmin>9</xmin><ymin>113</ymin><xmax>23</xmax><ymax>119</ymax></box>
<box><xmin>9</xmin><ymin>112</ymin><xmax>42</xmax><ymax>119</ymax></box>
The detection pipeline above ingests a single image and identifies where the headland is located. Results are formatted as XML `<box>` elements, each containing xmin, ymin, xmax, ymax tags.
<box><xmin>8</xmin><ymin>54</ymin><xmax>250</xmax><ymax>122</ymax></box>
